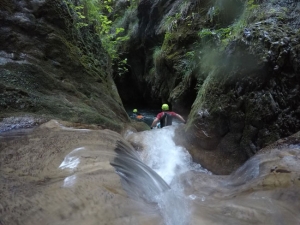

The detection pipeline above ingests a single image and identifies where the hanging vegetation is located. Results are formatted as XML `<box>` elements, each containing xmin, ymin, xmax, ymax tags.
<box><xmin>62</xmin><ymin>0</ymin><xmax>139</xmax><ymax>76</ymax></box>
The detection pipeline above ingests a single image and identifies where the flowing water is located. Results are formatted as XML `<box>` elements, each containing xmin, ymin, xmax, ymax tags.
<box><xmin>112</xmin><ymin>123</ymin><xmax>300</xmax><ymax>225</ymax></box>
<box><xmin>1</xmin><ymin>119</ymin><xmax>300</xmax><ymax>225</ymax></box>
<box><xmin>121</xmin><ymin>109</ymin><xmax>211</xmax><ymax>224</ymax></box>
<box><xmin>112</xmin><ymin>126</ymin><xmax>210</xmax><ymax>225</ymax></box>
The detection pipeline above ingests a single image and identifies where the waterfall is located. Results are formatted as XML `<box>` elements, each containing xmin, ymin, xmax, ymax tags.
<box><xmin>111</xmin><ymin>125</ymin><xmax>210</xmax><ymax>225</ymax></box>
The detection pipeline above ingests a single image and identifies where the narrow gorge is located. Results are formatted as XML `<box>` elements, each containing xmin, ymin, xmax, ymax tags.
<box><xmin>1</xmin><ymin>1</ymin><xmax>300</xmax><ymax>224</ymax></box>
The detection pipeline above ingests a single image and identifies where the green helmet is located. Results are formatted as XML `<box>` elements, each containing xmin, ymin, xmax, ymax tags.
<box><xmin>161</xmin><ymin>104</ymin><xmax>169</xmax><ymax>111</ymax></box>
<box><xmin>133</xmin><ymin>109</ymin><xmax>138</xmax><ymax>113</ymax></box>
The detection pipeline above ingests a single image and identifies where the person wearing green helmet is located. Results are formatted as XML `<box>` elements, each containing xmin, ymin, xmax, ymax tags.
<box><xmin>150</xmin><ymin>104</ymin><xmax>186</xmax><ymax>129</ymax></box>
<box><xmin>132</xmin><ymin>108</ymin><xmax>144</xmax><ymax>120</ymax></box>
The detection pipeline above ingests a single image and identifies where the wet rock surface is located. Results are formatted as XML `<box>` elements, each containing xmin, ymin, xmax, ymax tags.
<box><xmin>170</xmin><ymin>0</ymin><xmax>300</xmax><ymax>174</ymax></box>
<box><xmin>0</xmin><ymin>116</ymin><xmax>49</xmax><ymax>132</ymax></box>
<box><xmin>117</xmin><ymin>125</ymin><xmax>300</xmax><ymax>224</ymax></box>
<box><xmin>0</xmin><ymin>120</ymin><xmax>162</xmax><ymax>225</ymax></box>
<box><xmin>1</xmin><ymin>0</ymin><xmax>299</xmax><ymax>176</ymax></box>
<box><xmin>0</xmin><ymin>0</ymin><xmax>129</xmax><ymax>132</ymax></box>
<box><xmin>116</xmin><ymin>0</ymin><xmax>300</xmax><ymax>174</ymax></box>
<box><xmin>181</xmin><ymin>131</ymin><xmax>300</xmax><ymax>224</ymax></box>
<box><xmin>186</xmin><ymin>8</ymin><xmax>300</xmax><ymax>173</ymax></box>
<box><xmin>1</xmin><ymin>122</ymin><xmax>300</xmax><ymax>225</ymax></box>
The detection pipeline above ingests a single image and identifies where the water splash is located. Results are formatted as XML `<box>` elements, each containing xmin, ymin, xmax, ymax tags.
<box><xmin>137</xmin><ymin>126</ymin><xmax>209</xmax><ymax>184</ymax></box>
<box><xmin>111</xmin><ymin>126</ymin><xmax>209</xmax><ymax>225</ymax></box>
<box><xmin>59</xmin><ymin>147</ymin><xmax>84</xmax><ymax>170</ymax></box>
<box><xmin>110</xmin><ymin>140</ymin><xmax>170</xmax><ymax>203</ymax></box>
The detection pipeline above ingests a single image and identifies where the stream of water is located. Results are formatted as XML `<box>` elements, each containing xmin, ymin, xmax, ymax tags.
<box><xmin>112</xmin><ymin>125</ymin><xmax>210</xmax><ymax>225</ymax></box>
<box><xmin>112</xmin><ymin>109</ymin><xmax>300</xmax><ymax>225</ymax></box>
<box><xmin>1</xmin><ymin>119</ymin><xmax>300</xmax><ymax>225</ymax></box>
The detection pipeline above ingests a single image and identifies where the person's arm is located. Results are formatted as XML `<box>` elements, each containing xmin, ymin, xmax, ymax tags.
<box><xmin>175</xmin><ymin>114</ymin><xmax>186</xmax><ymax>123</ymax></box>
<box><xmin>151</xmin><ymin>117</ymin><xmax>159</xmax><ymax>129</ymax></box>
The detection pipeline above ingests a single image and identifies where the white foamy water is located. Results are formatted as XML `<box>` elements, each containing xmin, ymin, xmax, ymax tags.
<box><xmin>138</xmin><ymin>125</ymin><xmax>208</xmax><ymax>185</ymax></box>
<box><xmin>130</xmin><ymin>125</ymin><xmax>209</xmax><ymax>225</ymax></box>
<box><xmin>59</xmin><ymin>147</ymin><xmax>85</xmax><ymax>170</ymax></box>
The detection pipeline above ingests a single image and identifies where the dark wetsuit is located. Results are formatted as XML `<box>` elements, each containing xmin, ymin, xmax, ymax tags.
<box><xmin>156</xmin><ymin>111</ymin><xmax>177</xmax><ymax>128</ymax></box>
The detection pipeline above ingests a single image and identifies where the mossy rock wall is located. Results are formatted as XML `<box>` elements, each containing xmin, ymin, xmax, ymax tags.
<box><xmin>185</xmin><ymin>0</ymin><xmax>300</xmax><ymax>174</ymax></box>
<box><xmin>0</xmin><ymin>0</ymin><xmax>130</xmax><ymax>132</ymax></box>
<box><xmin>123</xmin><ymin>0</ymin><xmax>300</xmax><ymax>174</ymax></box>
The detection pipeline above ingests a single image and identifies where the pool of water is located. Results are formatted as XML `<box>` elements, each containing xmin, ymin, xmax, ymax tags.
<box><xmin>125</xmin><ymin>107</ymin><xmax>184</xmax><ymax>127</ymax></box>
<box><xmin>125</xmin><ymin>108</ymin><xmax>160</xmax><ymax>126</ymax></box>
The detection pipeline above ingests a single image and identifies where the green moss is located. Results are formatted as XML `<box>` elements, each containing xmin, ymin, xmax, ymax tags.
<box><xmin>153</xmin><ymin>47</ymin><xmax>165</xmax><ymax>69</ymax></box>
<box><xmin>198</xmin><ymin>29</ymin><xmax>214</xmax><ymax>39</ymax></box>
<box><xmin>77</xmin><ymin>109</ymin><xmax>123</xmax><ymax>131</ymax></box>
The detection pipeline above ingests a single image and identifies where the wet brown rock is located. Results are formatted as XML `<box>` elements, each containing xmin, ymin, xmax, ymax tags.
<box><xmin>180</xmin><ymin>132</ymin><xmax>300</xmax><ymax>224</ymax></box>
<box><xmin>0</xmin><ymin>120</ymin><xmax>162</xmax><ymax>225</ymax></box>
